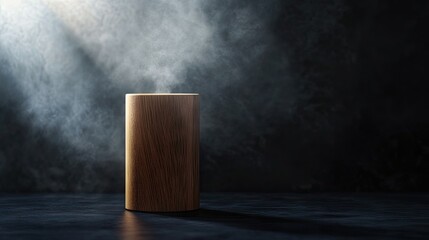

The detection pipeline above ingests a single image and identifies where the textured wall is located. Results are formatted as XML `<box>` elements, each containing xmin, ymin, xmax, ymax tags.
<box><xmin>0</xmin><ymin>0</ymin><xmax>428</xmax><ymax>192</ymax></box>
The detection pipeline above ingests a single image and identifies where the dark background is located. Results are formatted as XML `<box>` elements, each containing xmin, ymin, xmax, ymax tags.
<box><xmin>0</xmin><ymin>0</ymin><xmax>428</xmax><ymax>192</ymax></box>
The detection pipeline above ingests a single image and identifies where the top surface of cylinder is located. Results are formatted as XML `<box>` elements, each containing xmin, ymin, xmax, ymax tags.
<box><xmin>126</xmin><ymin>93</ymin><xmax>198</xmax><ymax>96</ymax></box>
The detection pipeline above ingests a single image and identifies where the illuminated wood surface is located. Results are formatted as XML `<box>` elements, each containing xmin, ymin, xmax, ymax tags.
<box><xmin>125</xmin><ymin>94</ymin><xmax>199</xmax><ymax>212</ymax></box>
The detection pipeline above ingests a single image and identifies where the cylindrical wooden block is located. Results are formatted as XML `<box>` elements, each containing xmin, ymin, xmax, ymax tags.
<box><xmin>125</xmin><ymin>93</ymin><xmax>199</xmax><ymax>212</ymax></box>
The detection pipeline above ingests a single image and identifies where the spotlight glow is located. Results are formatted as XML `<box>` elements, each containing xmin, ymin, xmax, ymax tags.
<box><xmin>0</xmin><ymin>0</ymin><xmax>213</xmax><ymax>161</ymax></box>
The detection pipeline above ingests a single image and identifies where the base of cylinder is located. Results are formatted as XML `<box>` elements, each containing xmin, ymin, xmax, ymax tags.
<box><xmin>125</xmin><ymin>207</ymin><xmax>200</xmax><ymax>213</ymax></box>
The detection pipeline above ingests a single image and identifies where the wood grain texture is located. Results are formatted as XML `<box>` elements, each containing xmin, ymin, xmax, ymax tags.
<box><xmin>125</xmin><ymin>94</ymin><xmax>199</xmax><ymax>212</ymax></box>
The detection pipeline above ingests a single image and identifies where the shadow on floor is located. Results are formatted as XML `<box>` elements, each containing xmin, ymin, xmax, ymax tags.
<box><xmin>126</xmin><ymin>208</ymin><xmax>390</xmax><ymax>238</ymax></box>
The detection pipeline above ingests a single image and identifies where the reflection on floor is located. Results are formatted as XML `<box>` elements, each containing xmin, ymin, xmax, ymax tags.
<box><xmin>0</xmin><ymin>193</ymin><xmax>428</xmax><ymax>239</ymax></box>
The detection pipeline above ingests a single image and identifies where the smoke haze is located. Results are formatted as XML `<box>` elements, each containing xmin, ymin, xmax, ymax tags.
<box><xmin>1</xmin><ymin>0</ymin><xmax>428</xmax><ymax>192</ymax></box>
<box><xmin>0</xmin><ymin>0</ymin><xmax>285</xmax><ymax>191</ymax></box>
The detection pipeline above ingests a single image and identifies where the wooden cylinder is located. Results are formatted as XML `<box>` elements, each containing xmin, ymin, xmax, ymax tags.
<box><xmin>125</xmin><ymin>93</ymin><xmax>199</xmax><ymax>212</ymax></box>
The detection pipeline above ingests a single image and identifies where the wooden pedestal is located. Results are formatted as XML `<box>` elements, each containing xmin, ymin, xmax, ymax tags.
<box><xmin>125</xmin><ymin>93</ymin><xmax>199</xmax><ymax>212</ymax></box>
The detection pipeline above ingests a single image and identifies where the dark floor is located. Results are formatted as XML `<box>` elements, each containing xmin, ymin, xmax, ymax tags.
<box><xmin>0</xmin><ymin>193</ymin><xmax>428</xmax><ymax>239</ymax></box>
